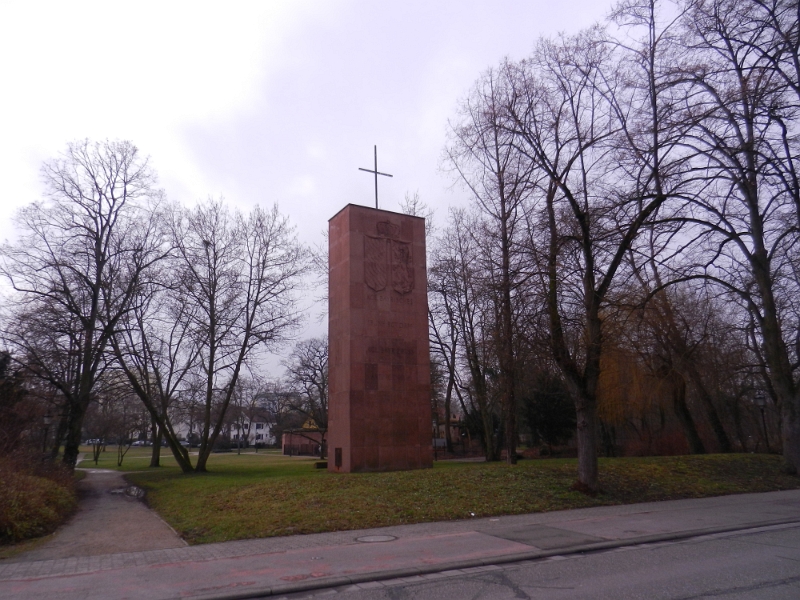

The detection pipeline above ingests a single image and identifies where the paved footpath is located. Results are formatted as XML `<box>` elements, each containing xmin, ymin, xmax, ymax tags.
<box><xmin>1</xmin><ymin>486</ymin><xmax>799</xmax><ymax>600</ymax></box>
<box><xmin>9</xmin><ymin>468</ymin><xmax>187</xmax><ymax>562</ymax></box>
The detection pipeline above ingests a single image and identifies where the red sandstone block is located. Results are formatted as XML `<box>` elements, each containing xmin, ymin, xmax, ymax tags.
<box><xmin>350</xmin><ymin>283</ymin><xmax>364</xmax><ymax>309</ymax></box>
<box><xmin>363</xmin><ymin>446</ymin><xmax>379</xmax><ymax>470</ymax></box>
<box><xmin>328</xmin><ymin>204</ymin><xmax>432</xmax><ymax>473</ymax></box>
<box><xmin>350</xmin><ymin>420</ymin><xmax>365</xmax><ymax>446</ymax></box>
<box><xmin>363</xmin><ymin>427</ymin><xmax>379</xmax><ymax>447</ymax></box>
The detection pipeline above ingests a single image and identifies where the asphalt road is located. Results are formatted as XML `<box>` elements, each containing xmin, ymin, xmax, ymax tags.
<box><xmin>5</xmin><ymin>489</ymin><xmax>800</xmax><ymax>599</ymax></box>
<box><xmin>278</xmin><ymin>523</ymin><xmax>800</xmax><ymax>600</ymax></box>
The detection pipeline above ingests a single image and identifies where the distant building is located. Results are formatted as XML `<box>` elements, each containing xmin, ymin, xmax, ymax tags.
<box><xmin>281</xmin><ymin>429</ymin><xmax>325</xmax><ymax>456</ymax></box>
<box><xmin>232</xmin><ymin>419</ymin><xmax>276</xmax><ymax>447</ymax></box>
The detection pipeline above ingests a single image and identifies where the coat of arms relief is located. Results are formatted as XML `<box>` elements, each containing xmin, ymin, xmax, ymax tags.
<box><xmin>364</xmin><ymin>221</ymin><xmax>414</xmax><ymax>294</ymax></box>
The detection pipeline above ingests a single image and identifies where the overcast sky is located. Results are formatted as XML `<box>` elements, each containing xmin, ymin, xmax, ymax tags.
<box><xmin>0</xmin><ymin>0</ymin><xmax>610</xmax><ymax>367</ymax></box>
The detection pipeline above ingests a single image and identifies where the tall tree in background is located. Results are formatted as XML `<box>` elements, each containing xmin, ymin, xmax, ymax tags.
<box><xmin>429</xmin><ymin>209</ymin><xmax>501</xmax><ymax>460</ymax></box>
<box><xmin>428</xmin><ymin>234</ymin><xmax>463</xmax><ymax>454</ymax></box>
<box><xmin>446</xmin><ymin>69</ymin><xmax>534</xmax><ymax>464</ymax></box>
<box><xmin>229</xmin><ymin>375</ymin><xmax>269</xmax><ymax>453</ymax></box>
<box><xmin>110</xmin><ymin>262</ymin><xmax>201</xmax><ymax>472</ymax></box>
<box><xmin>170</xmin><ymin>199</ymin><xmax>306</xmax><ymax>472</ymax></box>
<box><xmin>0</xmin><ymin>352</ymin><xmax>36</xmax><ymax>457</ymax></box>
<box><xmin>283</xmin><ymin>336</ymin><xmax>328</xmax><ymax>458</ymax></box>
<box><xmin>0</xmin><ymin>140</ymin><xmax>166</xmax><ymax>468</ymax></box>
<box><xmin>506</xmin><ymin>34</ymin><xmax>626</xmax><ymax>491</ymax></box>
<box><xmin>678</xmin><ymin>0</ymin><xmax>800</xmax><ymax>472</ymax></box>
<box><xmin>506</xmin><ymin>0</ymin><xmax>689</xmax><ymax>489</ymax></box>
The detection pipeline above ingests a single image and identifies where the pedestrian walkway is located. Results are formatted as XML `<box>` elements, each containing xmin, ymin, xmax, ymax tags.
<box><xmin>1</xmin><ymin>488</ymin><xmax>799</xmax><ymax>600</ymax></box>
<box><xmin>5</xmin><ymin>467</ymin><xmax>185</xmax><ymax>563</ymax></box>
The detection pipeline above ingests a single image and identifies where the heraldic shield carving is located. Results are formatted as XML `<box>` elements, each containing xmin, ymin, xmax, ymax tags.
<box><xmin>364</xmin><ymin>236</ymin><xmax>388</xmax><ymax>292</ymax></box>
<box><xmin>364</xmin><ymin>221</ymin><xmax>414</xmax><ymax>294</ymax></box>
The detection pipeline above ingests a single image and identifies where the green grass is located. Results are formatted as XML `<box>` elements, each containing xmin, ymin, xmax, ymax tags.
<box><xmin>123</xmin><ymin>453</ymin><xmax>800</xmax><ymax>545</ymax></box>
<box><xmin>78</xmin><ymin>445</ymin><xmax>183</xmax><ymax>471</ymax></box>
<box><xmin>77</xmin><ymin>445</ymin><xmax>288</xmax><ymax>472</ymax></box>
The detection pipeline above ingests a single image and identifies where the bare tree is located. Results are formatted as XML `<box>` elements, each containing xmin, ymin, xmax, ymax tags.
<box><xmin>498</xmin><ymin>11</ymin><xmax>684</xmax><ymax>489</ymax></box>
<box><xmin>446</xmin><ymin>69</ymin><xmax>535</xmax><ymax>464</ymax></box>
<box><xmin>170</xmin><ymin>199</ymin><xmax>307</xmax><ymax>472</ymax></box>
<box><xmin>676</xmin><ymin>0</ymin><xmax>800</xmax><ymax>471</ymax></box>
<box><xmin>229</xmin><ymin>375</ymin><xmax>269</xmax><ymax>453</ymax></box>
<box><xmin>110</xmin><ymin>263</ymin><xmax>201</xmax><ymax>472</ymax></box>
<box><xmin>429</xmin><ymin>208</ymin><xmax>501</xmax><ymax>460</ymax></box>
<box><xmin>255</xmin><ymin>381</ymin><xmax>304</xmax><ymax>447</ymax></box>
<box><xmin>81</xmin><ymin>381</ymin><xmax>144</xmax><ymax>467</ymax></box>
<box><xmin>112</xmin><ymin>393</ymin><xmax>146</xmax><ymax>468</ymax></box>
<box><xmin>283</xmin><ymin>336</ymin><xmax>328</xmax><ymax>458</ymax></box>
<box><xmin>428</xmin><ymin>241</ymin><xmax>463</xmax><ymax>454</ymax></box>
<box><xmin>0</xmin><ymin>140</ymin><xmax>166</xmax><ymax>468</ymax></box>
<box><xmin>429</xmin><ymin>0</ymin><xmax>798</xmax><ymax>480</ymax></box>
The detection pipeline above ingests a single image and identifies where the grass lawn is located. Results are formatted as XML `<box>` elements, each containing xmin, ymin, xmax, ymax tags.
<box><xmin>111</xmin><ymin>451</ymin><xmax>800</xmax><ymax>545</ymax></box>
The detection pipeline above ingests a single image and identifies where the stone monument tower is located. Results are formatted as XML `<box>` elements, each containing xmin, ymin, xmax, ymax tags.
<box><xmin>327</xmin><ymin>204</ymin><xmax>432</xmax><ymax>472</ymax></box>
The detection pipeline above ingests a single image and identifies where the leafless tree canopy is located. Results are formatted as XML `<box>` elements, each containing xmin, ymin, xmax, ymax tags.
<box><xmin>0</xmin><ymin>144</ymin><xmax>308</xmax><ymax>473</ymax></box>
<box><xmin>437</xmin><ymin>0</ymin><xmax>800</xmax><ymax>490</ymax></box>
<box><xmin>0</xmin><ymin>140</ymin><xmax>166</xmax><ymax>468</ymax></box>
<box><xmin>2</xmin><ymin>1</ymin><xmax>799</xmax><ymax>493</ymax></box>
<box><xmin>282</xmin><ymin>336</ymin><xmax>328</xmax><ymax>458</ymax></box>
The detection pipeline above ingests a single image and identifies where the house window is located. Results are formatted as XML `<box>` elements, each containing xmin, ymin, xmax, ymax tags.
<box><xmin>256</xmin><ymin>434</ymin><xmax>263</xmax><ymax>440</ymax></box>
<box><xmin>256</xmin><ymin>423</ymin><xmax>264</xmax><ymax>430</ymax></box>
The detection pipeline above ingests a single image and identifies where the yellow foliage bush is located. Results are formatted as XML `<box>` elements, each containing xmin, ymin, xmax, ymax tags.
<box><xmin>0</xmin><ymin>459</ymin><xmax>77</xmax><ymax>544</ymax></box>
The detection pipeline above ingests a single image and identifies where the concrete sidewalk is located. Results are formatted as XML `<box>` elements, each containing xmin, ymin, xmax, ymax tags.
<box><xmin>1</xmin><ymin>489</ymin><xmax>799</xmax><ymax>600</ymax></box>
<box><xmin>11</xmin><ymin>468</ymin><xmax>186</xmax><ymax>562</ymax></box>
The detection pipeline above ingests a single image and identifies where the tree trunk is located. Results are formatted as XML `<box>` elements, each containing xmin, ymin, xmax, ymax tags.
<box><xmin>444</xmin><ymin>379</ymin><xmax>453</xmax><ymax>454</ymax></box>
<box><xmin>751</xmin><ymin>251</ymin><xmax>799</xmax><ymax>471</ymax></box>
<box><xmin>575</xmin><ymin>396</ymin><xmax>599</xmax><ymax>492</ymax></box>
<box><xmin>600</xmin><ymin>420</ymin><xmax>617</xmax><ymax>457</ymax></box>
<box><xmin>498</xmin><ymin>209</ymin><xmax>517</xmax><ymax>465</ymax></box>
<box><xmin>503</xmin><ymin>401</ymin><xmax>516</xmax><ymax>464</ymax></box>
<box><xmin>196</xmin><ymin>448</ymin><xmax>210</xmax><ymax>472</ymax></box>
<box><xmin>50</xmin><ymin>414</ymin><xmax>68</xmax><ymax>461</ymax></box>
<box><xmin>480</xmin><ymin>406</ymin><xmax>498</xmax><ymax>462</ymax></box>
<box><xmin>669</xmin><ymin>373</ymin><xmax>705</xmax><ymax>454</ymax></box>
<box><xmin>684</xmin><ymin>363</ymin><xmax>731</xmax><ymax>453</ymax></box>
<box><xmin>464</xmin><ymin>333</ymin><xmax>497</xmax><ymax>461</ymax></box>
<box><xmin>62</xmin><ymin>398</ymin><xmax>90</xmax><ymax>469</ymax></box>
<box><xmin>149</xmin><ymin>417</ymin><xmax>162</xmax><ymax>467</ymax></box>
<box><xmin>781</xmin><ymin>399</ymin><xmax>800</xmax><ymax>472</ymax></box>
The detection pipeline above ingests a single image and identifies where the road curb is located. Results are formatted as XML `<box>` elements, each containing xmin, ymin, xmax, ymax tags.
<box><xmin>187</xmin><ymin>518</ymin><xmax>800</xmax><ymax>600</ymax></box>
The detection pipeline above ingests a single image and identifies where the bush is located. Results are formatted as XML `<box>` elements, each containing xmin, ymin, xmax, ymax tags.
<box><xmin>0</xmin><ymin>457</ymin><xmax>77</xmax><ymax>544</ymax></box>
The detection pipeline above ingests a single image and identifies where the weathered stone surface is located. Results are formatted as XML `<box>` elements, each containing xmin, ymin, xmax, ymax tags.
<box><xmin>328</xmin><ymin>204</ymin><xmax>432</xmax><ymax>472</ymax></box>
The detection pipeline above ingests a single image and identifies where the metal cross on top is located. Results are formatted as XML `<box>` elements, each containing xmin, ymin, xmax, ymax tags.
<box><xmin>358</xmin><ymin>145</ymin><xmax>393</xmax><ymax>209</ymax></box>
